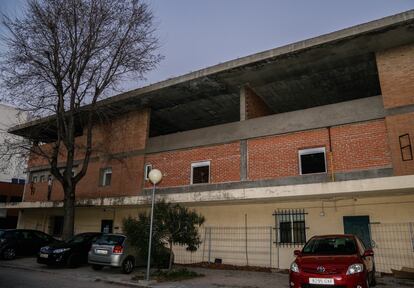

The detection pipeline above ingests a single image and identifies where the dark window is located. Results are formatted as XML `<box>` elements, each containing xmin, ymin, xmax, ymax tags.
<box><xmin>274</xmin><ymin>209</ymin><xmax>307</xmax><ymax>245</ymax></box>
<box><xmin>51</xmin><ymin>216</ymin><xmax>64</xmax><ymax>237</ymax></box>
<box><xmin>299</xmin><ymin>148</ymin><xmax>326</xmax><ymax>174</ymax></box>
<box><xmin>191</xmin><ymin>162</ymin><xmax>210</xmax><ymax>184</ymax></box>
<box><xmin>95</xmin><ymin>234</ymin><xmax>125</xmax><ymax>245</ymax></box>
<box><xmin>303</xmin><ymin>237</ymin><xmax>357</xmax><ymax>255</ymax></box>
<box><xmin>40</xmin><ymin>175</ymin><xmax>45</xmax><ymax>182</ymax></box>
<box><xmin>101</xmin><ymin>220</ymin><xmax>113</xmax><ymax>233</ymax></box>
<box><xmin>33</xmin><ymin>231</ymin><xmax>51</xmax><ymax>241</ymax></box>
<box><xmin>10</xmin><ymin>196</ymin><xmax>22</xmax><ymax>202</ymax></box>
<box><xmin>0</xmin><ymin>195</ymin><xmax>7</xmax><ymax>203</ymax></box>
<box><xmin>100</xmin><ymin>168</ymin><xmax>112</xmax><ymax>186</ymax></box>
<box><xmin>144</xmin><ymin>164</ymin><xmax>152</xmax><ymax>180</ymax></box>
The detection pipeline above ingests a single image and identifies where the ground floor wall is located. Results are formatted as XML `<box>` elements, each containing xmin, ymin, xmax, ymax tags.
<box><xmin>17</xmin><ymin>193</ymin><xmax>414</xmax><ymax>272</ymax></box>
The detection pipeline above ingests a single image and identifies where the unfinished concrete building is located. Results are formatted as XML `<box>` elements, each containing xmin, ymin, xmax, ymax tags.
<box><xmin>3</xmin><ymin>10</ymin><xmax>414</xmax><ymax>272</ymax></box>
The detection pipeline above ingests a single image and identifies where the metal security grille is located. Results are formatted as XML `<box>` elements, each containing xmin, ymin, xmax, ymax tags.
<box><xmin>273</xmin><ymin>209</ymin><xmax>308</xmax><ymax>246</ymax></box>
<box><xmin>370</xmin><ymin>222</ymin><xmax>414</xmax><ymax>273</ymax></box>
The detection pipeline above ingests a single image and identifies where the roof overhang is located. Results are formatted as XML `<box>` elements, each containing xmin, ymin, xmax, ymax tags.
<box><xmin>9</xmin><ymin>9</ymin><xmax>414</xmax><ymax>139</ymax></box>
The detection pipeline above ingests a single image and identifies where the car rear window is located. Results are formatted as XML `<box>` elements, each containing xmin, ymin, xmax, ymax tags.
<box><xmin>95</xmin><ymin>234</ymin><xmax>125</xmax><ymax>245</ymax></box>
<box><xmin>302</xmin><ymin>237</ymin><xmax>357</xmax><ymax>255</ymax></box>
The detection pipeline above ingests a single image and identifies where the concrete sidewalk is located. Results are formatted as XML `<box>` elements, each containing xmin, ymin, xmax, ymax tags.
<box><xmin>1</xmin><ymin>257</ymin><xmax>414</xmax><ymax>288</ymax></box>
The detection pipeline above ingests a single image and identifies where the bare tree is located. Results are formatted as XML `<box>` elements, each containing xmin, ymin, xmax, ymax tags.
<box><xmin>0</xmin><ymin>0</ymin><xmax>162</xmax><ymax>239</ymax></box>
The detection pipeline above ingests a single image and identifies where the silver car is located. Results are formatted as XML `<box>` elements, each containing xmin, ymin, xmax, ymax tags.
<box><xmin>88</xmin><ymin>234</ymin><xmax>145</xmax><ymax>274</ymax></box>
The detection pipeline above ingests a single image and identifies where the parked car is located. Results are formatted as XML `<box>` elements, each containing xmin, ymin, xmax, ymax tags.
<box><xmin>37</xmin><ymin>232</ymin><xmax>103</xmax><ymax>267</ymax></box>
<box><xmin>0</xmin><ymin>229</ymin><xmax>60</xmax><ymax>260</ymax></box>
<box><xmin>289</xmin><ymin>234</ymin><xmax>376</xmax><ymax>288</ymax></box>
<box><xmin>88</xmin><ymin>233</ymin><xmax>173</xmax><ymax>274</ymax></box>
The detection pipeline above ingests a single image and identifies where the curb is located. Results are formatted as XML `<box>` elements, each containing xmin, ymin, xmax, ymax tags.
<box><xmin>0</xmin><ymin>262</ymin><xmax>150</xmax><ymax>288</ymax></box>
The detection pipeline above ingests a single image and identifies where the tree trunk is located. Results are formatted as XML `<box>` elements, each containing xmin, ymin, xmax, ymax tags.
<box><xmin>62</xmin><ymin>184</ymin><xmax>75</xmax><ymax>240</ymax></box>
<box><xmin>168</xmin><ymin>240</ymin><xmax>173</xmax><ymax>271</ymax></box>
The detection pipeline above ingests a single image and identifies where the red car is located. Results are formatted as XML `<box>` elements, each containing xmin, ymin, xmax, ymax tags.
<box><xmin>289</xmin><ymin>234</ymin><xmax>376</xmax><ymax>288</ymax></box>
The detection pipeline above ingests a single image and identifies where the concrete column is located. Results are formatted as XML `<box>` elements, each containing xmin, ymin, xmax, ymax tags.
<box><xmin>240</xmin><ymin>86</ymin><xmax>247</xmax><ymax>121</ymax></box>
<box><xmin>240</xmin><ymin>140</ymin><xmax>248</xmax><ymax>181</ymax></box>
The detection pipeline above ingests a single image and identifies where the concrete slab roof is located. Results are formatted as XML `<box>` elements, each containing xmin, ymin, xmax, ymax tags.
<box><xmin>9</xmin><ymin>9</ymin><xmax>414</xmax><ymax>139</ymax></box>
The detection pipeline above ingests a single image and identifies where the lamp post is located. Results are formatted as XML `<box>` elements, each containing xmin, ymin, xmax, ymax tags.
<box><xmin>146</xmin><ymin>169</ymin><xmax>162</xmax><ymax>282</ymax></box>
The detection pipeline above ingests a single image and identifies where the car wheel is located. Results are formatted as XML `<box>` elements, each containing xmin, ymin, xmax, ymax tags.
<box><xmin>2</xmin><ymin>247</ymin><xmax>16</xmax><ymax>260</ymax></box>
<box><xmin>370</xmin><ymin>269</ymin><xmax>377</xmax><ymax>287</ymax></box>
<box><xmin>67</xmin><ymin>254</ymin><xmax>79</xmax><ymax>268</ymax></box>
<box><xmin>121</xmin><ymin>257</ymin><xmax>135</xmax><ymax>274</ymax></box>
<box><xmin>92</xmin><ymin>264</ymin><xmax>104</xmax><ymax>270</ymax></box>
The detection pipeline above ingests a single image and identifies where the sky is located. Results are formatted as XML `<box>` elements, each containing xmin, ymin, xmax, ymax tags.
<box><xmin>0</xmin><ymin>0</ymin><xmax>414</xmax><ymax>93</ymax></box>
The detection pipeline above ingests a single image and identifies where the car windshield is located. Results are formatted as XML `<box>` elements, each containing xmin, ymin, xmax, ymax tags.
<box><xmin>67</xmin><ymin>234</ymin><xmax>90</xmax><ymax>244</ymax></box>
<box><xmin>95</xmin><ymin>234</ymin><xmax>125</xmax><ymax>246</ymax></box>
<box><xmin>302</xmin><ymin>237</ymin><xmax>357</xmax><ymax>255</ymax></box>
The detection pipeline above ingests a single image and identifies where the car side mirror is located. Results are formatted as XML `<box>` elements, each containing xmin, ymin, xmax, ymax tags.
<box><xmin>363</xmin><ymin>249</ymin><xmax>374</xmax><ymax>257</ymax></box>
<box><xmin>294</xmin><ymin>250</ymin><xmax>302</xmax><ymax>256</ymax></box>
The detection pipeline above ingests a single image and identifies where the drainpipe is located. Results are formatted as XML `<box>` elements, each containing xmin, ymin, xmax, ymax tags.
<box><xmin>328</xmin><ymin>127</ymin><xmax>335</xmax><ymax>182</ymax></box>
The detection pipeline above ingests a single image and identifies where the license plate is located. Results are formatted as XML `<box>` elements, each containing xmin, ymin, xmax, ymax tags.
<box><xmin>309</xmin><ymin>278</ymin><xmax>334</xmax><ymax>285</ymax></box>
<box><xmin>95</xmin><ymin>249</ymin><xmax>108</xmax><ymax>255</ymax></box>
<box><xmin>39</xmin><ymin>253</ymin><xmax>49</xmax><ymax>258</ymax></box>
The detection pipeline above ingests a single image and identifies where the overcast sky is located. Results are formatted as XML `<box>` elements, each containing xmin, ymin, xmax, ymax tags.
<box><xmin>1</xmin><ymin>0</ymin><xmax>414</xmax><ymax>93</ymax></box>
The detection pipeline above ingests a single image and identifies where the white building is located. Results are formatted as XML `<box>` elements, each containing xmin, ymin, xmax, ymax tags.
<box><xmin>0</xmin><ymin>103</ymin><xmax>27</xmax><ymax>183</ymax></box>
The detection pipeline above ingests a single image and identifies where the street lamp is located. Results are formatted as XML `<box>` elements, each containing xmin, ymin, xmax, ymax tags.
<box><xmin>146</xmin><ymin>169</ymin><xmax>162</xmax><ymax>282</ymax></box>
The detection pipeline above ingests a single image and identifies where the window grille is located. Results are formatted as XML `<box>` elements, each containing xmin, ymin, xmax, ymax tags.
<box><xmin>273</xmin><ymin>209</ymin><xmax>308</xmax><ymax>246</ymax></box>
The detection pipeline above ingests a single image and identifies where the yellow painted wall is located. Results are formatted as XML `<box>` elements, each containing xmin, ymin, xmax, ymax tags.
<box><xmin>18</xmin><ymin>193</ymin><xmax>414</xmax><ymax>272</ymax></box>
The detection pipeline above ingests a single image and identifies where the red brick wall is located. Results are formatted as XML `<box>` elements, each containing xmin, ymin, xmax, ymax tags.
<box><xmin>330</xmin><ymin>120</ymin><xmax>391</xmax><ymax>172</ymax></box>
<box><xmin>25</xmin><ymin>109</ymin><xmax>149</xmax><ymax>202</ymax></box>
<box><xmin>244</xmin><ymin>86</ymin><xmax>272</xmax><ymax>120</ymax></box>
<box><xmin>248</xmin><ymin>120</ymin><xmax>391</xmax><ymax>180</ymax></box>
<box><xmin>144</xmin><ymin>142</ymin><xmax>240</xmax><ymax>188</ymax></box>
<box><xmin>385</xmin><ymin>113</ymin><xmax>414</xmax><ymax>176</ymax></box>
<box><xmin>248</xmin><ymin>129</ymin><xmax>331</xmax><ymax>180</ymax></box>
<box><xmin>376</xmin><ymin>43</ymin><xmax>414</xmax><ymax>109</ymax></box>
<box><xmin>0</xmin><ymin>182</ymin><xmax>24</xmax><ymax>200</ymax></box>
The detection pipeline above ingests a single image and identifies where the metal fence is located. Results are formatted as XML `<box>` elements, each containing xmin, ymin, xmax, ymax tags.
<box><xmin>370</xmin><ymin>222</ymin><xmax>414</xmax><ymax>273</ymax></box>
<box><xmin>173</xmin><ymin>226</ymin><xmax>296</xmax><ymax>268</ymax></box>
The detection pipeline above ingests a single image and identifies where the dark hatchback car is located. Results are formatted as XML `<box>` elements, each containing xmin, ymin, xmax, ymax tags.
<box><xmin>38</xmin><ymin>232</ymin><xmax>103</xmax><ymax>267</ymax></box>
<box><xmin>290</xmin><ymin>235</ymin><xmax>376</xmax><ymax>288</ymax></box>
<box><xmin>0</xmin><ymin>229</ymin><xmax>59</xmax><ymax>260</ymax></box>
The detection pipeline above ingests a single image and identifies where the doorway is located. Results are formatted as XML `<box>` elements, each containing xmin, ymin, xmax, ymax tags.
<box><xmin>343</xmin><ymin>215</ymin><xmax>371</xmax><ymax>248</ymax></box>
<box><xmin>101</xmin><ymin>219</ymin><xmax>113</xmax><ymax>233</ymax></box>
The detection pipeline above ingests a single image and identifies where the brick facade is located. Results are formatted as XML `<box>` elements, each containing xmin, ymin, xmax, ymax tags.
<box><xmin>25</xmin><ymin>110</ymin><xmax>149</xmax><ymax>202</ymax></box>
<box><xmin>330</xmin><ymin>120</ymin><xmax>391</xmax><ymax>172</ymax></box>
<box><xmin>385</xmin><ymin>113</ymin><xmax>414</xmax><ymax>175</ymax></box>
<box><xmin>248</xmin><ymin>120</ymin><xmax>391</xmax><ymax>181</ymax></box>
<box><xmin>27</xmin><ymin>111</ymin><xmax>392</xmax><ymax>198</ymax></box>
<box><xmin>376</xmin><ymin>43</ymin><xmax>414</xmax><ymax>176</ymax></box>
<box><xmin>376</xmin><ymin>43</ymin><xmax>414</xmax><ymax>109</ymax></box>
<box><xmin>144</xmin><ymin>142</ymin><xmax>241</xmax><ymax>188</ymax></box>
<box><xmin>244</xmin><ymin>86</ymin><xmax>272</xmax><ymax>120</ymax></box>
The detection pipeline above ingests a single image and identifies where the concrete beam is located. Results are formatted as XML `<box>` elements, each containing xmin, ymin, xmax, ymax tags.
<box><xmin>147</xmin><ymin>96</ymin><xmax>385</xmax><ymax>153</ymax></box>
<box><xmin>3</xmin><ymin>173</ymin><xmax>414</xmax><ymax>209</ymax></box>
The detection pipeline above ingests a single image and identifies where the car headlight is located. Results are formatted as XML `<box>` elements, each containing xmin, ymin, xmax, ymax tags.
<box><xmin>53</xmin><ymin>248</ymin><xmax>71</xmax><ymax>254</ymax></box>
<box><xmin>290</xmin><ymin>262</ymin><xmax>300</xmax><ymax>273</ymax></box>
<box><xmin>346</xmin><ymin>263</ymin><xmax>364</xmax><ymax>275</ymax></box>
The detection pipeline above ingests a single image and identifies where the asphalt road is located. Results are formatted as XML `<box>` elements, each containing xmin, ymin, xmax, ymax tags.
<box><xmin>0</xmin><ymin>266</ymin><xmax>123</xmax><ymax>288</ymax></box>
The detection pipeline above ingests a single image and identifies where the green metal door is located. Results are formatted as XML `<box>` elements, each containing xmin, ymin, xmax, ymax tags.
<box><xmin>343</xmin><ymin>216</ymin><xmax>371</xmax><ymax>248</ymax></box>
